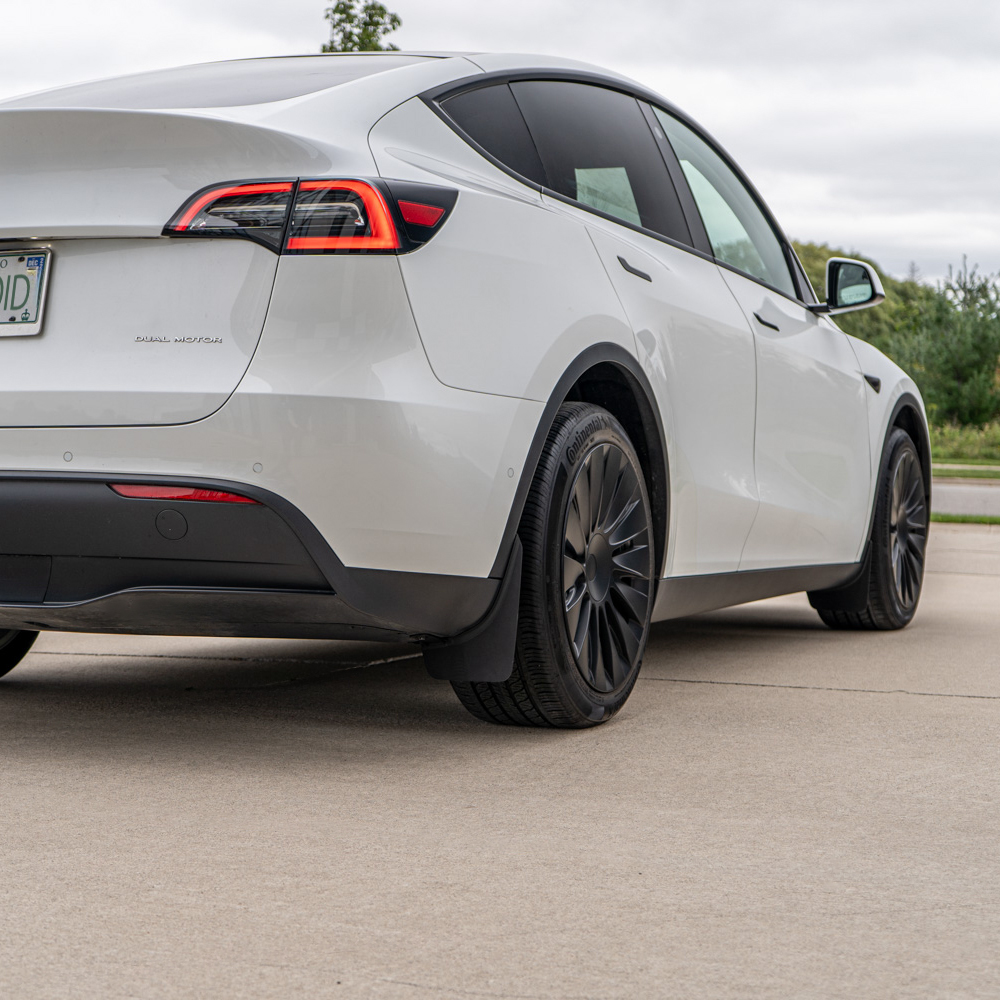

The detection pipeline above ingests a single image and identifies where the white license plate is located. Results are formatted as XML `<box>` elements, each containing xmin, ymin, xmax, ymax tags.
<box><xmin>0</xmin><ymin>249</ymin><xmax>51</xmax><ymax>337</ymax></box>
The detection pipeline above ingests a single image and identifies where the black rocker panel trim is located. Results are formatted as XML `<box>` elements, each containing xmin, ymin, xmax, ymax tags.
<box><xmin>0</xmin><ymin>473</ymin><xmax>497</xmax><ymax>638</ymax></box>
<box><xmin>486</xmin><ymin>343</ymin><xmax>669</xmax><ymax>580</ymax></box>
<box><xmin>653</xmin><ymin>562</ymin><xmax>862</xmax><ymax>622</ymax></box>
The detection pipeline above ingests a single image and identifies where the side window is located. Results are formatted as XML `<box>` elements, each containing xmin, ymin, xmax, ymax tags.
<box><xmin>653</xmin><ymin>107</ymin><xmax>796</xmax><ymax>298</ymax></box>
<box><xmin>442</xmin><ymin>84</ymin><xmax>546</xmax><ymax>186</ymax></box>
<box><xmin>508</xmin><ymin>81</ymin><xmax>691</xmax><ymax>244</ymax></box>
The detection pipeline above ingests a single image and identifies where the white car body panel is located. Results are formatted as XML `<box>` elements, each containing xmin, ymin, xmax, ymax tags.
<box><xmin>0</xmin><ymin>109</ymin><xmax>355</xmax><ymax>240</ymax></box>
<box><xmin>720</xmin><ymin>272</ymin><xmax>873</xmax><ymax>569</ymax></box>
<box><xmin>0</xmin><ymin>238</ymin><xmax>276</xmax><ymax>426</ymax></box>
<box><xmin>580</xmin><ymin>219</ymin><xmax>760</xmax><ymax>576</ymax></box>
<box><xmin>0</xmin><ymin>255</ymin><xmax>539</xmax><ymax>579</ymax></box>
<box><xmin>370</xmin><ymin>98</ymin><xmax>635</xmax><ymax>400</ymax></box>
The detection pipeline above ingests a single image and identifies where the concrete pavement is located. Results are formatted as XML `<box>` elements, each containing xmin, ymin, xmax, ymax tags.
<box><xmin>2</xmin><ymin>524</ymin><xmax>999</xmax><ymax>999</ymax></box>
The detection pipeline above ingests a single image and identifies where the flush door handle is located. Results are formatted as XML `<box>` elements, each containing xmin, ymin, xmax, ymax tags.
<box><xmin>618</xmin><ymin>256</ymin><xmax>652</xmax><ymax>282</ymax></box>
<box><xmin>753</xmin><ymin>311</ymin><xmax>780</xmax><ymax>332</ymax></box>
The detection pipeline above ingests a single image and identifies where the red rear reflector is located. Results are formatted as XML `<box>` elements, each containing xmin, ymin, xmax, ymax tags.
<box><xmin>109</xmin><ymin>484</ymin><xmax>259</xmax><ymax>504</ymax></box>
<box><xmin>398</xmin><ymin>201</ymin><xmax>446</xmax><ymax>227</ymax></box>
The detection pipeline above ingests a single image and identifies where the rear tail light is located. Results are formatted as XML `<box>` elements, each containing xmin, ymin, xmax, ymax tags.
<box><xmin>285</xmin><ymin>179</ymin><xmax>399</xmax><ymax>252</ymax></box>
<box><xmin>163</xmin><ymin>178</ymin><xmax>457</xmax><ymax>254</ymax></box>
<box><xmin>163</xmin><ymin>181</ymin><xmax>295</xmax><ymax>250</ymax></box>
<box><xmin>109</xmin><ymin>484</ymin><xmax>259</xmax><ymax>504</ymax></box>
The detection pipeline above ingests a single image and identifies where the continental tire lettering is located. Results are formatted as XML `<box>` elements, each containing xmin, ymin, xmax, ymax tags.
<box><xmin>566</xmin><ymin>414</ymin><xmax>610</xmax><ymax>465</ymax></box>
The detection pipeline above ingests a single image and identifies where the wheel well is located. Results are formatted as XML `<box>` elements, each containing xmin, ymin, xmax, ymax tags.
<box><xmin>564</xmin><ymin>362</ymin><xmax>668</xmax><ymax>574</ymax></box>
<box><xmin>891</xmin><ymin>402</ymin><xmax>932</xmax><ymax>498</ymax></box>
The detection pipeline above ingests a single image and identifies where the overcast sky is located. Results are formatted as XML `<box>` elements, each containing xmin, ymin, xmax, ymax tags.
<box><xmin>3</xmin><ymin>0</ymin><xmax>998</xmax><ymax>282</ymax></box>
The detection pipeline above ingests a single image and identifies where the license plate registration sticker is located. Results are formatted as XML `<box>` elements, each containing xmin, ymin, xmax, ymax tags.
<box><xmin>0</xmin><ymin>250</ymin><xmax>51</xmax><ymax>337</ymax></box>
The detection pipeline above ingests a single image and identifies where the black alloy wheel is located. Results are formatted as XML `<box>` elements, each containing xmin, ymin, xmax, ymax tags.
<box><xmin>562</xmin><ymin>441</ymin><xmax>651</xmax><ymax>693</ymax></box>
<box><xmin>0</xmin><ymin>629</ymin><xmax>39</xmax><ymax>679</ymax></box>
<box><xmin>452</xmin><ymin>402</ymin><xmax>656</xmax><ymax>727</ymax></box>
<box><xmin>817</xmin><ymin>427</ymin><xmax>927</xmax><ymax>630</ymax></box>
<box><xmin>888</xmin><ymin>444</ymin><xmax>927</xmax><ymax>611</ymax></box>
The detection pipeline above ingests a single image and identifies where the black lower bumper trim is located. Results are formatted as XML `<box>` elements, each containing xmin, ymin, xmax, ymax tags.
<box><xmin>0</xmin><ymin>587</ymin><xmax>412</xmax><ymax>641</ymax></box>
<box><xmin>0</xmin><ymin>473</ymin><xmax>499</xmax><ymax>639</ymax></box>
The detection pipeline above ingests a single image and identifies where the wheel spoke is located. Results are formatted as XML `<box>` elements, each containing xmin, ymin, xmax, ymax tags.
<box><xmin>563</xmin><ymin>549</ymin><xmax>586</xmax><ymax>596</ymax></box>
<box><xmin>612</xmin><ymin>543</ymin><xmax>651</xmax><ymax>578</ymax></box>
<box><xmin>595</xmin><ymin>445</ymin><xmax>623</xmax><ymax>532</ymax></box>
<box><xmin>572</xmin><ymin>593</ymin><xmax>593</xmax><ymax>658</ymax></box>
<box><xmin>611</xmin><ymin>577</ymin><xmax>649</xmax><ymax>620</ymax></box>
<box><xmin>608</xmin><ymin>496</ymin><xmax>647</xmax><ymax>549</ymax></box>
<box><xmin>589</xmin><ymin>604</ymin><xmax>605</xmax><ymax>689</ymax></box>
<box><xmin>607</xmin><ymin>597</ymin><xmax>642</xmax><ymax>665</ymax></box>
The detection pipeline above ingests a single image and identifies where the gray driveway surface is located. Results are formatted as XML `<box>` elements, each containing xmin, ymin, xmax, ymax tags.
<box><xmin>933</xmin><ymin>476</ymin><xmax>1000</xmax><ymax>516</ymax></box>
<box><xmin>2</xmin><ymin>523</ymin><xmax>999</xmax><ymax>999</ymax></box>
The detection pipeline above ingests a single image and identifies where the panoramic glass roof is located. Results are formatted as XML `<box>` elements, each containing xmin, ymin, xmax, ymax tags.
<box><xmin>2</xmin><ymin>55</ymin><xmax>435</xmax><ymax>110</ymax></box>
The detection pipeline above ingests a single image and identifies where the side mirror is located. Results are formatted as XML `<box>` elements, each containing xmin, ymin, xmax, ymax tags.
<box><xmin>809</xmin><ymin>257</ymin><xmax>885</xmax><ymax>315</ymax></box>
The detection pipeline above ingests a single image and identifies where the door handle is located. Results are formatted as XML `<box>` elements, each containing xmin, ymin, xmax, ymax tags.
<box><xmin>753</xmin><ymin>311</ymin><xmax>780</xmax><ymax>332</ymax></box>
<box><xmin>617</xmin><ymin>256</ymin><xmax>652</xmax><ymax>282</ymax></box>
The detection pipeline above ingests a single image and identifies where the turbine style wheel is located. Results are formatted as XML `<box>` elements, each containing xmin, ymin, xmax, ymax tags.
<box><xmin>0</xmin><ymin>629</ymin><xmax>39</xmax><ymax>679</ymax></box>
<box><xmin>452</xmin><ymin>402</ymin><xmax>655</xmax><ymax>727</ymax></box>
<box><xmin>817</xmin><ymin>427</ymin><xmax>927</xmax><ymax>630</ymax></box>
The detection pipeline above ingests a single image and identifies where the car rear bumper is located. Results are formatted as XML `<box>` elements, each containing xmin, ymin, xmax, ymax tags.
<box><xmin>0</xmin><ymin>474</ymin><xmax>498</xmax><ymax>640</ymax></box>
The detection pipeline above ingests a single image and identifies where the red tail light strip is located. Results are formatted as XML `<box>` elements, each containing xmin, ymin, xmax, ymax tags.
<box><xmin>398</xmin><ymin>200</ymin><xmax>446</xmax><ymax>227</ymax></box>
<box><xmin>109</xmin><ymin>484</ymin><xmax>259</xmax><ymax>504</ymax></box>
<box><xmin>285</xmin><ymin>179</ymin><xmax>400</xmax><ymax>251</ymax></box>
<box><xmin>170</xmin><ymin>182</ymin><xmax>295</xmax><ymax>232</ymax></box>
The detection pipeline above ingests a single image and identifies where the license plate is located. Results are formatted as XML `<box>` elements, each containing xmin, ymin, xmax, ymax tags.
<box><xmin>0</xmin><ymin>250</ymin><xmax>51</xmax><ymax>337</ymax></box>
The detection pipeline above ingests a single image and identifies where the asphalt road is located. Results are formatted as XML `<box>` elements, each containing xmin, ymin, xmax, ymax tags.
<box><xmin>2</xmin><ymin>523</ymin><xmax>999</xmax><ymax>999</ymax></box>
<box><xmin>933</xmin><ymin>477</ymin><xmax>1000</xmax><ymax>517</ymax></box>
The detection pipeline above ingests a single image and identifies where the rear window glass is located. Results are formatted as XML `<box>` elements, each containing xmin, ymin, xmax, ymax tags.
<box><xmin>442</xmin><ymin>84</ymin><xmax>546</xmax><ymax>186</ymax></box>
<box><xmin>509</xmin><ymin>81</ymin><xmax>691</xmax><ymax>244</ymax></box>
<box><xmin>2</xmin><ymin>55</ymin><xmax>433</xmax><ymax>110</ymax></box>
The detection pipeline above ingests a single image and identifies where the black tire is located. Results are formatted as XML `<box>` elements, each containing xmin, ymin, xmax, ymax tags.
<box><xmin>818</xmin><ymin>427</ymin><xmax>927</xmax><ymax>630</ymax></box>
<box><xmin>0</xmin><ymin>629</ymin><xmax>39</xmax><ymax>679</ymax></box>
<box><xmin>453</xmin><ymin>402</ymin><xmax>656</xmax><ymax>727</ymax></box>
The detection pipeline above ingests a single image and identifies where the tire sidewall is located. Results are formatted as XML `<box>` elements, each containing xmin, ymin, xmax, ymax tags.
<box><xmin>871</xmin><ymin>429</ymin><xmax>926</xmax><ymax>627</ymax></box>
<box><xmin>523</xmin><ymin>405</ymin><xmax>655</xmax><ymax>724</ymax></box>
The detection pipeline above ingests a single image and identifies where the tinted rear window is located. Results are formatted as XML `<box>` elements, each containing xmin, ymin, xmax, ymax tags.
<box><xmin>2</xmin><ymin>55</ymin><xmax>433</xmax><ymax>110</ymax></box>
<box><xmin>442</xmin><ymin>84</ymin><xmax>546</xmax><ymax>185</ymax></box>
<box><xmin>510</xmin><ymin>81</ymin><xmax>691</xmax><ymax>244</ymax></box>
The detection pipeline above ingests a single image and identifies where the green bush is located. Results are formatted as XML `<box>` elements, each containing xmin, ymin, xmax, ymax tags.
<box><xmin>793</xmin><ymin>243</ymin><xmax>1000</xmax><ymax>427</ymax></box>
<box><xmin>929</xmin><ymin>423</ymin><xmax>1000</xmax><ymax>462</ymax></box>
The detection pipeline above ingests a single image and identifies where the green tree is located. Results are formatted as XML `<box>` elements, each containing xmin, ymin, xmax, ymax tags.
<box><xmin>322</xmin><ymin>1</ymin><xmax>402</xmax><ymax>52</ymax></box>
<box><xmin>793</xmin><ymin>241</ymin><xmax>1000</xmax><ymax>426</ymax></box>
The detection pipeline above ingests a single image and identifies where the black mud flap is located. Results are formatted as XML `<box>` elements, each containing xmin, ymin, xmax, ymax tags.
<box><xmin>808</xmin><ymin>544</ymin><xmax>871</xmax><ymax>613</ymax></box>
<box><xmin>422</xmin><ymin>537</ymin><xmax>522</xmax><ymax>682</ymax></box>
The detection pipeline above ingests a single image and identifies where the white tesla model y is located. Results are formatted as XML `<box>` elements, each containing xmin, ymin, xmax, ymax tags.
<box><xmin>0</xmin><ymin>52</ymin><xmax>929</xmax><ymax>726</ymax></box>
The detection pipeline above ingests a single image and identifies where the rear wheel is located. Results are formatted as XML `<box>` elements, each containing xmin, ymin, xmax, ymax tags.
<box><xmin>0</xmin><ymin>630</ymin><xmax>39</xmax><ymax>679</ymax></box>
<box><xmin>818</xmin><ymin>427</ymin><xmax>927</xmax><ymax>630</ymax></box>
<box><xmin>453</xmin><ymin>402</ymin><xmax>655</xmax><ymax>727</ymax></box>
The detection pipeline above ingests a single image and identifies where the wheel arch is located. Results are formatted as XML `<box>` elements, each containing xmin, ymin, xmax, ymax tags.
<box><xmin>888</xmin><ymin>393</ymin><xmax>932</xmax><ymax>507</ymax></box>
<box><xmin>489</xmin><ymin>343</ymin><xmax>669</xmax><ymax>579</ymax></box>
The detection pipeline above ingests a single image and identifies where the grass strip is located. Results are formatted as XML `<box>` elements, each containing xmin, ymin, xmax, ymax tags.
<box><xmin>931</xmin><ymin>513</ymin><xmax>1000</xmax><ymax>525</ymax></box>
<box><xmin>932</xmin><ymin>467</ymin><xmax>1000</xmax><ymax>479</ymax></box>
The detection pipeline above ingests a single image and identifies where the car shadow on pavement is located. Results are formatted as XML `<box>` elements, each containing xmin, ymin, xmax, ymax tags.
<box><xmin>0</xmin><ymin>597</ymin><xmax>834</xmax><ymax>765</ymax></box>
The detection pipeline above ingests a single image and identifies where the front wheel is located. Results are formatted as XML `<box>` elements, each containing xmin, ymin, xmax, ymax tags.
<box><xmin>818</xmin><ymin>427</ymin><xmax>927</xmax><ymax>630</ymax></box>
<box><xmin>453</xmin><ymin>402</ymin><xmax>656</xmax><ymax>728</ymax></box>
<box><xmin>0</xmin><ymin>629</ymin><xmax>39</xmax><ymax>679</ymax></box>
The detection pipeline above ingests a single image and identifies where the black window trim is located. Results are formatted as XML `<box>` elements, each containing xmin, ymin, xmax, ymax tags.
<box><xmin>421</xmin><ymin>68</ymin><xmax>814</xmax><ymax>308</ymax></box>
